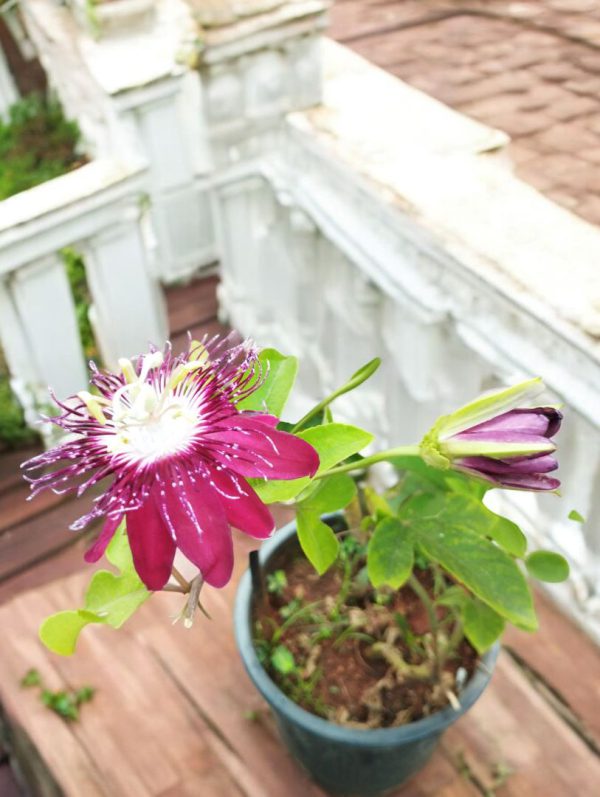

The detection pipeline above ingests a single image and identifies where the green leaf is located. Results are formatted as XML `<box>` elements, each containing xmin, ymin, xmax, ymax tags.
<box><xmin>526</xmin><ymin>551</ymin><xmax>570</xmax><ymax>583</ymax></box>
<box><xmin>39</xmin><ymin>523</ymin><xmax>151</xmax><ymax>656</ymax></box>
<box><xmin>298</xmin><ymin>473</ymin><xmax>356</xmax><ymax>514</ymax></box>
<box><xmin>463</xmin><ymin>598</ymin><xmax>505</xmax><ymax>653</ymax></box>
<box><xmin>568</xmin><ymin>509</ymin><xmax>585</xmax><ymax>524</ymax></box>
<box><xmin>417</xmin><ymin>520</ymin><xmax>537</xmax><ymax>630</ymax></box>
<box><xmin>237</xmin><ymin>348</ymin><xmax>298</xmax><ymax>416</ymax></box>
<box><xmin>39</xmin><ymin>610</ymin><xmax>104</xmax><ymax>657</ymax></box>
<box><xmin>367</xmin><ymin>518</ymin><xmax>414</xmax><ymax>589</ymax></box>
<box><xmin>85</xmin><ymin>571</ymin><xmax>149</xmax><ymax>628</ymax></box>
<box><xmin>399</xmin><ymin>492</ymin><xmax>527</xmax><ymax>558</ymax></box>
<box><xmin>271</xmin><ymin>644</ymin><xmax>296</xmax><ymax>675</ymax></box>
<box><xmin>296</xmin><ymin>510</ymin><xmax>339</xmax><ymax>575</ymax></box>
<box><xmin>252</xmin><ymin>423</ymin><xmax>373</xmax><ymax>504</ymax></box>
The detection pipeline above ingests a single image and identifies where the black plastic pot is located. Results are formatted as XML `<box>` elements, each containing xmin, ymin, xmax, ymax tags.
<box><xmin>234</xmin><ymin>518</ymin><xmax>500</xmax><ymax>797</ymax></box>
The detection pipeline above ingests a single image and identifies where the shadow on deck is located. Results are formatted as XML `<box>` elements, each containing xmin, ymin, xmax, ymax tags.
<box><xmin>0</xmin><ymin>275</ymin><xmax>599</xmax><ymax>796</ymax></box>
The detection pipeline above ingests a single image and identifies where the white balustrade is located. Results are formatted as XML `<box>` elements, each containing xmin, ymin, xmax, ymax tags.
<box><xmin>0</xmin><ymin>160</ymin><xmax>168</xmax><ymax>420</ymax></box>
<box><xmin>213</xmin><ymin>40</ymin><xmax>600</xmax><ymax>640</ymax></box>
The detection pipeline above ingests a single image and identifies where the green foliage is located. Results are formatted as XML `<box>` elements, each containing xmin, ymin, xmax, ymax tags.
<box><xmin>266</xmin><ymin>570</ymin><xmax>288</xmax><ymax>596</ymax></box>
<box><xmin>296</xmin><ymin>512</ymin><xmax>340</xmax><ymax>575</ymax></box>
<box><xmin>0</xmin><ymin>374</ymin><xmax>38</xmax><ymax>449</ymax></box>
<box><xmin>39</xmin><ymin>522</ymin><xmax>150</xmax><ymax>655</ymax></box>
<box><xmin>62</xmin><ymin>248</ymin><xmax>99</xmax><ymax>363</ymax></box>
<box><xmin>463</xmin><ymin>598</ymin><xmax>505</xmax><ymax>654</ymax></box>
<box><xmin>0</xmin><ymin>94</ymin><xmax>82</xmax><ymax>201</ymax></box>
<box><xmin>525</xmin><ymin>550</ymin><xmax>570</xmax><ymax>583</ymax></box>
<box><xmin>367</xmin><ymin>518</ymin><xmax>414</xmax><ymax>589</ymax></box>
<box><xmin>270</xmin><ymin>644</ymin><xmax>296</xmax><ymax>675</ymax></box>
<box><xmin>252</xmin><ymin>423</ymin><xmax>373</xmax><ymax>504</ymax></box>
<box><xmin>20</xmin><ymin>668</ymin><xmax>42</xmax><ymax>688</ymax></box>
<box><xmin>568</xmin><ymin>509</ymin><xmax>585</xmax><ymax>523</ymax></box>
<box><xmin>237</xmin><ymin>348</ymin><xmax>298</xmax><ymax>416</ymax></box>
<box><xmin>415</xmin><ymin>519</ymin><xmax>536</xmax><ymax>630</ymax></box>
<box><xmin>20</xmin><ymin>667</ymin><xmax>95</xmax><ymax>722</ymax></box>
<box><xmin>41</xmin><ymin>686</ymin><xmax>95</xmax><ymax>722</ymax></box>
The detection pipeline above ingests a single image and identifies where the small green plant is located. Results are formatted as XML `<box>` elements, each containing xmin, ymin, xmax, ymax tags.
<box><xmin>20</xmin><ymin>667</ymin><xmax>95</xmax><ymax>722</ymax></box>
<box><xmin>266</xmin><ymin>569</ymin><xmax>287</xmax><ymax>596</ymax></box>
<box><xmin>0</xmin><ymin>94</ymin><xmax>82</xmax><ymax>201</ymax></box>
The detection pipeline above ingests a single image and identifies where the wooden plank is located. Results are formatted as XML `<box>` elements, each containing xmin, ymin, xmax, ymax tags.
<box><xmin>504</xmin><ymin>589</ymin><xmax>600</xmax><ymax>750</ymax></box>
<box><xmin>5</xmin><ymin>526</ymin><xmax>597</xmax><ymax>797</ymax></box>
<box><xmin>0</xmin><ymin>446</ymin><xmax>41</xmax><ymax>496</ymax></box>
<box><xmin>165</xmin><ymin>274</ymin><xmax>220</xmax><ymax>336</ymax></box>
<box><xmin>0</xmin><ymin>533</ymin><xmax>89</xmax><ymax>606</ymax></box>
<box><xmin>443</xmin><ymin>650</ymin><xmax>600</xmax><ymax>796</ymax></box>
<box><xmin>0</xmin><ymin>497</ymin><xmax>96</xmax><ymax>583</ymax></box>
<box><xmin>0</xmin><ymin>482</ymin><xmax>67</xmax><ymax>535</ymax></box>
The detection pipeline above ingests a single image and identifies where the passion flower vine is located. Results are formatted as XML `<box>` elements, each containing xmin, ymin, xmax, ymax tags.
<box><xmin>22</xmin><ymin>337</ymin><xmax>319</xmax><ymax>590</ymax></box>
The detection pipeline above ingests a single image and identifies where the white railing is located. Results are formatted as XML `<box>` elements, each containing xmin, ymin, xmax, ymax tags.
<box><xmin>0</xmin><ymin>158</ymin><xmax>167</xmax><ymax>421</ymax></box>
<box><xmin>214</xmin><ymin>41</ymin><xmax>600</xmax><ymax>642</ymax></box>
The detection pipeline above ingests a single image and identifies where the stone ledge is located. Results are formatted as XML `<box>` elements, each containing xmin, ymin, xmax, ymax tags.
<box><xmin>290</xmin><ymin>39</ymin><xmax>600</xmax><ymax>350</ymax></box>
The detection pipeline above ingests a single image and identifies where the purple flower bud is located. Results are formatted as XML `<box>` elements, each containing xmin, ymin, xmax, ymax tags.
<box><xmin>421</xmin><ymin>379</ymin><xmax>563</xmax><ymax>492</ymax></box>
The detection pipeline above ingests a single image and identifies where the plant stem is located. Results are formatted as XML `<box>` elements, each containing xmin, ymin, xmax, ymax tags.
<box><xmin>183</xmin><ymin>575</ymin><xmax>204</xmax><ymax>629</ymax></box>
<box><xmin>171</xmin><ymin>566</ymin><xmax>190</xmax><ymax>592</ymax></box>
<box><xmin>408</xmin><ymin>574</ymin><xmax>442</xmax><ymax>680</ymax></box>
<box><xmin>314</xmin><ymin>445</ymin><xmax>422</xmax><ymax>479</ymax></box>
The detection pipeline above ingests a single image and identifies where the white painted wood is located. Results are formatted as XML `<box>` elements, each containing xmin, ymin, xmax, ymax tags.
<box><xmin>81</xmin><ymin>209</ymin><xmax>168</xmax><ymax>367</ymax></box>
<box><xmin>0</xmin><ymin>254</ymin><xmax>87</xmax><ymax>402</ymax></box>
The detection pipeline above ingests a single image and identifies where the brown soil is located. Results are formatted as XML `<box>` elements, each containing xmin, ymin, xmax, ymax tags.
<box><xmin>253</xmin><ymin>533</ymin><xmax>478</xmax><ymax>729</ymax></box>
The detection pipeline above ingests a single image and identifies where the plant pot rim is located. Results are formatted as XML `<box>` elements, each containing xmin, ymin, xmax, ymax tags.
<box><xmin>234</xmin><ymin>517</ymin><xmax>500</xmax><ymax>747</ymax></box>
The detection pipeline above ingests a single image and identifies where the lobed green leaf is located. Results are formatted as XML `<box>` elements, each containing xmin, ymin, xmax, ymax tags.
<box><xmin>416</xmin><ymin>520</ymin><xmax>537</xmax><ymax>630</ymax></box>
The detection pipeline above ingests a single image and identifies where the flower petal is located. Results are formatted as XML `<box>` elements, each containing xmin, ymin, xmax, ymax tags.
<box><xmin>496</xmin><ymin>473</ymin><xmax>561</xmax><ymax>491</ymax></box>
<box><xmin>465</xmin><ymin>408</ymin><xmax>562</xmax><ymax>438</ymax></box>
<box><xmin>206</xmin><ymin>416</ymin><xmax>319</xmax><ymax>480</ymax></box>
<box><xmin>457</xmin><ymin>454</ymin><xmax>558</xmax><ymax>476</ymax></box>
<box><xmin>209</xmin><ymin>467</ymin><xmax>275</xmax><ymax>539</ymax></box>
<box><xmin>158</xmin><ymin>470</ymin><xmax>233</xmax><ymax>588</ymax></box>
<box><xmin>126</xmin><ymin>491</ymin><xmax>176</xmax><ymax>590</ymax></box>
<box><xmin>84</xmin><ymin>513</ymin><xmax>123</xmax><ymax>563</ymax></box>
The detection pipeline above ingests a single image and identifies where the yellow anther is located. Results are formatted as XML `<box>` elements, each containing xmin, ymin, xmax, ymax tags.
<box><xmin>78</xmin><ymin>391</ymin><xmax>107</xmax><ymax>425</ymax></box>
<box><xmin>118</xmin><ymin>358</ymin><xmax>137</xmax><ymax>384</ymax></box>
<box><xmin>189</xmin><ymin>341</ymin><xmax>210</xmax><ymax>366</ymax></box>
<box><xmin>167</xmin><ymin>360</ymin><xmax>206</xmax><ymax>392</ymax></box>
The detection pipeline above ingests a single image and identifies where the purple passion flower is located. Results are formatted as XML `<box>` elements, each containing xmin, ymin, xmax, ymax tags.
<box><xmin>23</xmin><ymin>338</ymin><xmax>319</xmax><ymax>590</ymax></box>
<box><xmin>421</xmin><ymin>378</ymin><xmax>561</xmax><ymax>491</ymax></box>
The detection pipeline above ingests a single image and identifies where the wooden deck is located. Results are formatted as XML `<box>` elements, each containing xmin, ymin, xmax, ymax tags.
<box><xmin>0</xmin><ymin>275</ymin><xmax>599</xmax><ymax>796</ymax></box>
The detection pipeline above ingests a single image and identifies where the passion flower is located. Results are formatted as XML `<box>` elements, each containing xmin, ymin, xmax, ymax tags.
<box><xmin>23</xmin><ymin>337</ymin><xmax>319</xmax><ymax>590</ymax></box>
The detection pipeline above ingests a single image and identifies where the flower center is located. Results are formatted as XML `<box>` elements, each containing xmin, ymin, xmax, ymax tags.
<box><xmin>103</xmin><ymin>354</ymin><xmax>201</xmax><ymax>463</ymax></box>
